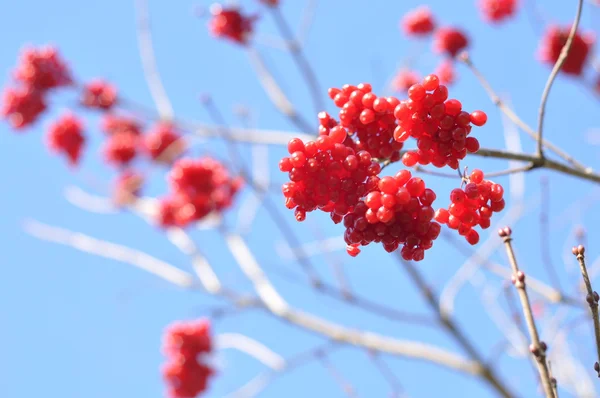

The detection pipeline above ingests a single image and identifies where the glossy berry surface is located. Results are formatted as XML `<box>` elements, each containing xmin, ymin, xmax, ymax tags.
<box><xmin>434</xmin><ymin>169</ymin><xmax>505</xmax><ymax>245</ymax></box>
<box><xmin>394</xmin><ymin>74</ymin><xmax>486</xmax><ymax>169</ymax></box>
<box><xmin>343</xmin><ymin>170</ymin><xmax>441</xmax><ymax>260</ymax></box>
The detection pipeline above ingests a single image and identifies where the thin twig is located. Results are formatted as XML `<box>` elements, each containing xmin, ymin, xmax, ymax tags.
<box><xmin>270</xmin><ymin>6</ymin><xmax>324</xmax><ymax>115</ymax></box>
<box><xmin>572</xmin><ymin>245</ymin><xmax>600</xmax><ymax>376</ymax></box>
<box><xmin>367</xmin><ymin>351</ymin><xmax>406</xmax><ymax>398</ymax></box>
<box><xmin>317</xmin><ymin>352</ymin><xmax>359</xmax><ymax>397</ymax></box>
<box><xmin>458</xmin><ymin>52</ymin><xmax>588</xmax><ymax>171</ymax></box>
<box><xmin>536</xmin><ymin>0</ymin><xmax>584</xmax><ymax>158</ymax></box>
<box><xmin>216</xmin><ymin>333</ymin><xmax>286</xmax><ymax>370</ymax></box>
<box><xmin>499</xmin><ymin>227</ymin><xmax>556</xmax><ymax>398</ymax></box>
<box><xmin>134</xmin><ymin>0</ymin><xmax>174</xmax><ymax>120</ymax></box>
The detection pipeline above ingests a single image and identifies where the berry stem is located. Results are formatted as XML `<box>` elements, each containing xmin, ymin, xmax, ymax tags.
<box><xmin>536</xmin><ymin>0</ymin><xmax>584</xmax><ymax>160</ymax></box>
<box><xmin>499</xmin><ymin>228</ymin><xmax>556</xmax><ymax>398</ymax></box>
<box><xmin>572</xmin><ymin>245</ymin><xmax>600</xmax><ymax>377</ymax></box>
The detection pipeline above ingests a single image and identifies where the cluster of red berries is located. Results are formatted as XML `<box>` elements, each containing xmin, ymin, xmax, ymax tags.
<box><xmin>326</xmin><ymin>83</ymin><xmax>405</xmax><ymax>162</ymax></box>
<box><xmin>434</xmin><ymin>169</ymin><xmax>505</xmax><ymax>245</ymax></box>
<box><xmin>259</xmin><ymin>0</ymin><xmax>279</xmax><ymax>6</ymax></box>
<box><xmin>344</xmin><ymin>171</ymin><xmax>441</xmax><ymax>260</ymax></box>
<box><xmin>394</xmin><ymin>75</ymin><xmax>486</xmax><ymax>169</ymax></box>
<box><xmin>538</xmin><ymin>25</ymin><xmax>594</xmax><ymax>76</ymax></box>
<box><xmin>101</xmin><ymin>114</ymin><xmax>143</xmax><ymax>167</ymax></box>
<box><xmin>46</xmin><ymin>112</ymin><xmax>86</xmax><ymax>166</ymax></box>
<box><xmin>479</xmin><ymin>0</ymin><xmax>518</xmax><ymax>23</ymax></box>
<box><xmin>113</xmin><ymin>171</ymin><xmax>144</xmax><ymax>206</ymax></box>
<box><xmin>208</xmin><ymin>4</ymin><xmax>256</xmax><ymax>45</ymax></box>
<box><xmin>279</xmin><ymin>136</ymin><xmax>381</xmax><ymax>222</ymax></box>
<box><xmin>158</xmin><ymin>157</ymin><xmax>243</xmax><ymax>228</ymax></box>
<box><xmin>80</xmin><ymin>79</ymin><xmax>117</xmax><ymax>110</ymax></box>
<box><xmin>143</xmin><ymin>122</ymin><xmax>186</xmax><ymax>164</ymax></box>
<box><xmin>393</xmin><ymin>70</ymin><xmax>420</xmax><ymax>93</ymax></box>
<box><xmin>1</xmin><ymin>46</ymin><xmax>71</xmax><ymax>129</ymax></box>
<box><xmin>398</xmin><ymin>7</ymin><xmax>466</xmax><ymax>88</ymax></box>
<box><xmin>280</xmin><ymin>75</ymin><xmax>497</xmax><ymax>259</ymax></box>
<box><xmin>401</xmin><ymin>6</ymin><xmax>436</xmax><ymax>36</ymax></box>
<box><xmin>162</xmin><ymin>319</ymin><xmax>214</xmax><ymax>398</ymax></box>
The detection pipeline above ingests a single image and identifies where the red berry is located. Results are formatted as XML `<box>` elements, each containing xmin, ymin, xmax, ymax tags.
<box><xmin>401</xmin><ymin>6</ymin><xmax>436</xmax><ymax>36</ymax></box>
<box><xmin>538</xmin><ymin>25</ymin><xmax>594</xmax><ymax>76</ymax></box>
<box><xmin>208</xmin><ymin>4</ymin><xmax>256</xmax><ymax>45</ymax></box>
<box><xmin>469</xmin><ymin>111</ymin><xmax>488</xmax><ymax>126</ymax></box>
<box><xmin>479</xmin><ymin>0</ymin><xmax>518</xmax><ymax>23</ymax></box>
<box><xmin>433</xmin><ymin>27</ymin><xmax>469</xmax><ymax>57</ymax></box>
<box><xmin>46</xmin><ymin>112</ymin><xmax>85</xmax><ymax>166</ymax></box>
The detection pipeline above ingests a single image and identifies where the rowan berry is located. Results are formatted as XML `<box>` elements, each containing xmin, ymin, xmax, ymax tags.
<box><xmin>143</xmin><ymin>122</ymin><xmax>185</xmax><ymax>164</ymax></box>
<box><xmin>0</xmin><ymin>86</ymin><xmax>46</xmax><ymax>129</ymax></box>
<box><xmin>208</xmin><ymin>4</ymin><xmax>256</xmax><ymax>45</ymax></box>
<box><xmin>393</xmin><ymin>70</ymin><xmax>420</xmax><ymax>93</ymax></box>
<box><xmin>12</xmin><ymin>46</ymin><xmax>72</xmax><ymax>91</ymax></box>
<box><xmin>479</xmin><ymin>0</ymin><xmax>518</xmax><ymax>23</ymax></box>
<box><xmin>401</xmin><ymin>6</ymin><xmax>436</xmax><ymax>36</ymax></box>
<box><xmin>81</xmin><ymin>79</ymin><xmax>117</xmax><ymax>110</ymax></box>
<box><xmin>538</xmin><ymin>25</ymin><xmax>594</xmax><ymax>76</ymax></box>
<box><xmin>103</xmin><ymin>131</ymin><xmax>139</xmax><ymax>167</ymax></box>
<box><xmin>433</xmin><ymin>27</ymin><xmax>469</xmax><ymax>57</ymax></box>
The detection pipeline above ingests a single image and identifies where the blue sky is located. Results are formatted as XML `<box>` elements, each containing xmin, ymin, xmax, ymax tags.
<box><xmin>1</xmin><ymin>1</ymin><xmax>600</xmax><ymax>397</ymax></box>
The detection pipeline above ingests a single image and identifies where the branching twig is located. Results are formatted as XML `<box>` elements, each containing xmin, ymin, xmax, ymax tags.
<box><xmin>536</xmin><ymin>0</ymin><xmax>585</xmax><ymax>158</ymax></box>
<box><xmin>499</xmin><ymin>227</ymin><xmax>556</xmax><ymax>398</ymax></box>
<box><xmin>572</xmin><ymin>245</ymin><xmax>600</xmax><ymax>376</ymax></box>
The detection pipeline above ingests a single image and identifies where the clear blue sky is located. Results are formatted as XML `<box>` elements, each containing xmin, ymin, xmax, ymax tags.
<box><xmin>1</xmin><ymin>1</ymin><xmax>599</xmax><ymax>397</ymax></box>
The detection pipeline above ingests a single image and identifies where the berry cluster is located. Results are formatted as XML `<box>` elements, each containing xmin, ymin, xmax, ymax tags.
<box><xmin>259</xmin><ymin>0</ymin><xmax>279</xmax><ymax>6</ymax></box>
<box><xmin>327</xmin><ymin>83</ymin><xmax>404</xmax><ymax>162</ymax></box>
<box><xmin>279</xmin><ymin>136</ymin><xmax>381</xmax><ymax>222</ymax></box>
<box><xmin>46</xmin><ymin>112</ymin><xmax>86</xmax><ymax>166</ymax></box>
<box><xmin>538</xmin><ymin>25</ymin><xmax>594</xmax><ymax>76</ymax></box>
<box><xmin>81</xmin><ymin>79</ymin><xmax>117</xmax><ymax>110</ymax></box>
<box><xmin>1</xmin><ymin>46</ymin><xmax>71</xmax><ymax>129</ymax></box>
<box><xmin>344</xmin><ymin>171</ymin><xmax>441</xmax><ymax>260</ymax></box>
<box><xmin>394</xmin><ymin>75</ymin><xmax>486</xmax><ymax>169</ymax></box>
<box><xmin>100</xmin><ymin>114</ymin><xmax>144</xmax><ymax>167</ymax></box>
<box><xmin>158</xmin><ymin>157</ymin><xmax>243</xmax><ymax>228</ymax></box>
<box><xmin>143</xmin><ymin>122</ymin><xmax>185</xmax><ymax>164</ymax></box>
<box><xmin>479</xmin><ymin>0</ymin><xmax>518</xmax><ymax>23</ymax></box>
<box><xmin>162</xmin><ymin>319</ymin><xmax>214</xmax><ymax>398</ymax></box>
<box><xmin>393</xmin><ymin>70</ymin><xmax>421</xmax><ymax>93</ymax></box>
<box><xmin>434</xmin><ymin>60</ymin><xmax>456</xmax><ymax>86</ymax></box>
<box><xmin>401</xmin><ymin>6</ymin><xmax>436</xmax><ymax>36</ymax></box>
<box><xmin>433</xmin><ymin>27</ymin><xmax>469</xmax><ymax>57</ymax></box>
<box><xmin>208</xmin><ymin>4</ymin><xmax>256</xmax><ymax>45</ymax></box>
<box><xmin>434</xmin><ymin>169</ymin><xmax>505</xmax><ymax>245</ymax></box>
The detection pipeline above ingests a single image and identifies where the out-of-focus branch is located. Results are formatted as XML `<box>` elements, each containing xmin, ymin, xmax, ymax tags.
<box><xmin>458</xmin><ymin>52</ymin><xmax>588</xmax><ymax>171</ymax></box>
<box><xmin>397</xmin><ymin>257</ymin><xmax>515</xmax><ymax>398</ymax></box>
<box><xmin>247</xmin><ymin>47</ymin><xmax>314</xmax><ymax>133</ymax></box>
<box><xmin>223</xmin><ymin>231</ymin><xmax>484</xmax><ymax>375</ymax></box>
<box><xmin>23</xmin><ymin>219</ymin><xmax>195</xmax><ymax>288</ymax></box>
<box><xmin>269</xmin><ymin>6</ymin><xmax>324</xmax><ymax>115</ymax></box>
<box><xmin>216</xmin><ymin>333</ymin><xmax>285</xmax><ymax>370</ymax></box>
<box><xmin>536</xmin><ymin>0</ymin><xmax>584</xmax><ymax>158</ymax></box>
<box><xmin>572</xmin><ymin>245</ymin><xmax>600</xmax><ymax>376</ymax></box>
<box><xmin>499</xmin><ymin>227</ymin><xmax>556</xmax><ymax>398</ymax></box>
<box><xmin>134</xmin><ymin>0</ymin><xmax>174</xmax><ymax>120</ymax></box>
<box><xmin>317</xmin><ymin>352</ymin><xmax>358</xmax><ymax>397</ymax></box>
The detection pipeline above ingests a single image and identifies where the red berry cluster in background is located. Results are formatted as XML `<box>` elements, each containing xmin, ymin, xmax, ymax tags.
<box><xmin>143</xmin><ymin>122</ymin><xmax>185</xmax><ymax>164</ymax></box>
<box><xmin>538</xmin><ymin>25</ymin><xmax>595</xmax><ymax>76</ymax></box>
<box><xmin>81</xmin><ymin>79</ymin><xmax>118</xmax><ymax>110</ymax></box>
<box><xmin>279</xmin><ymin>136</ymin><xmax>381</xmax><ymax>222</ymax></box>
<box><xmin>46</xmin><ymin>112</ymin><xmax>86</xmax><ymax>166</ymax></box>
<box><xmin>1</xmin><ymin>46</ymin><xmax>71</xmax><ymax>129</ymax></box>
<box><xmin>208</xmin><ymin>4</ymin><xmax>256</xmax><ymax>45</ymax></box>
<box><xmin>344</xmin><ymin>171</ymin><xmax>441</xmax><ymax>260</ymax></box>
<box><xmin>433</xmin><ymin>27</ymin><xmax>469</xmax><ymax>57</ymax></box>
<box><xmin>434</xmin><ymin>59</ymin><xmax>456</xmax><ymax>86</ymax></box>
<box><xmin>158</xmin><ymin>157</ymin><xmax>243</xmax><ymax>228</ymax></box>
<box><xmin>162</xmin><ymin>319</ymin><xmax>214</xmax><ymax>398</ymax></box>
<box><xmin>479</xmin><ymin>0</ymin><xmax>518</xmax><ymax>23</ymax></box>
<box><xmin>394</xmin><ymin>75</ymin><xmax>485</xmax><ymax>169</ymax></box>
<box><xmin>434</xmin><ymin>169</ymin><xmax>505</xmax><ymax>245</ymax></box>
<box><xmin>259</xmin><ymin>0</ymin><xmax>279</xmax><ymax>6</ymax></box>
<box><xmin>401</xmin><ymin>6</ymin><xmax>436</xmax><ymax>36</ymax></box>
<box><xmin>113</xmin><ymin>171</ymin><xmax>144</xmax><ymax>206</ymax></box>
<box><xmin>393</xmin><ymin>70</ymin><xmax>421</xmax><ymax>93</ymax></box>
<box><xmin>280</xmin><ymin>75</ymin><xmax>495</xmax><ymax>260</ymax></box>
<box><xmin>327</xmin><ymin>83</ymin><xmax>405</xmax><ymax>162</ymax></box>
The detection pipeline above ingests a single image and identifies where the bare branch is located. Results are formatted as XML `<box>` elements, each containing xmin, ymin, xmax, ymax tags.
<box><xmin>499</xmin><ymin>227</ymin><xmax>556</xmax><ymax>398</ymax></box>
<box><xmin>134</xmin><ymin>0</ymin><xmax>174</xmax><ymax>120</ymax></box>
<box><xmin>23</xmin><ymin>219</ymin><xmax>195</xmax><ymax>288</ymax></box>
<box><xmin>572</xmin><ymin>245</ymin><xmax>600</xmax><ymax>375</ymax></box>
<box><xmin>216</xmin><ymin>333</ymin><xmax>285</xmax><ymax>370</ymax></box>
<box><xmin>536</xmin><ymin>0</ymin><xmax>585</xmax><ymax>158</ymax></box>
